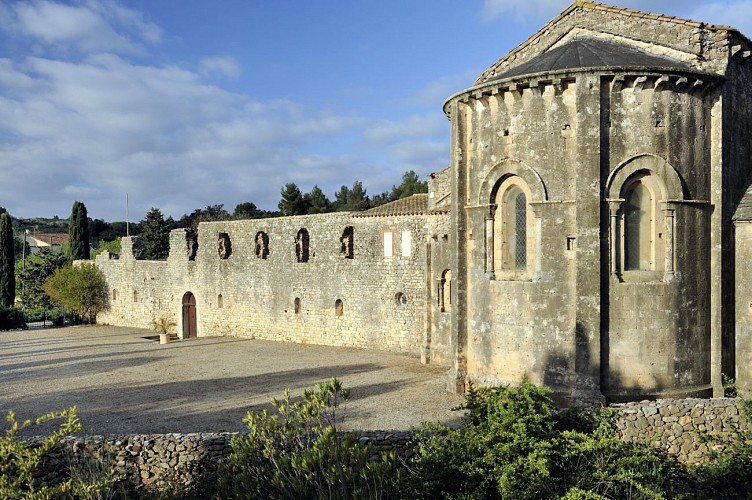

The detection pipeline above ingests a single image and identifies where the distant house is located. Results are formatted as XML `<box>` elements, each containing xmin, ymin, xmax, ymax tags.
<box><xmin>26</xmin><ymin>233</ymin><xmax>69</xmax><ymax>254</ymax></box>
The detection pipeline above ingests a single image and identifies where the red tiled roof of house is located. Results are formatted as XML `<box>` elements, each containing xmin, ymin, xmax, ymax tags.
<box><xmin>28</xmin><ymin>233</ymin><xmax>69</xmax><ymax>246</ymax></box>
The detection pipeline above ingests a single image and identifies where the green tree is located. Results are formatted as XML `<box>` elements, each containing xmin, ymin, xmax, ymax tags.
<box><xmin>91</xmin><ymin>237</ymin><xmax>121</xmax><ymax>259</ymax></box>
<box><xmin>334</xmin><ymin>180</ymin><xmax>369</xmax><ymax>212</ymax></box>
<box><xmin>68</xmin><ymin>201</ymin><xmax>90</xmax><ymax>261</ymax></box>
<box><xmin>16</xmin><ymin>248</ymin><xmax>67</xmax><ymax>309</ymax></box>
<box><xmin>306</xmin><ymin>185</ymin><xmax>333</xmax><ymax>214</ymax></box>
<box><xmin>43</xmin><ymin>263</ymin><xmax>107</xmax><ymax>323</ymax></box>
<box><xmin>140</xmin><ymin>207</ymin><xmax>170</xmax><ymax>260</ymax></box>
<box><xmin>0</xmin><ymin>213</ymin><xmax>15</xmax><ymax>308</ymax></box>
<box><xmin>391</xmin><ymin>170</ymin><xmax>428</xmax><ymax>200</ymax></box>
<box><xmin>177</xmin><ymin>204</ymin><xmax>230</xmax><ymax>229</ymax></box>
<box><xmin>278</xmin><ymin>183</ymin><xmax>310</xmax><ymax>216</ymax></box>
<box><xmin>233</xmin><ymin>202</ymin><xmax>264</xmax><ymax>219</ymax></box>
<box><xmin>369</xmin><ymin>191</ymin><xmax>391</xmax><ymax>209</ymax></box>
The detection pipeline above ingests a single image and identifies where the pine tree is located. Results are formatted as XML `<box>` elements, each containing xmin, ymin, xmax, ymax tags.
<box><xmin>335</xmin><ymin>181</ymin><xmax>369</xmax><ymax>212</ymax></box>
<box><xmin>306</xmin><ymin>185</ymin><xmax>333</xmax><ymax>214</ymax></box>
<box><xmin>391</xmin><ymin>170</ymin><xmax>428</xmax><ymax>200</ymax></box>
<box><xmin>0</xmin><ymin>212</ymin><xmax>16</xmax><ymax>307</ymax></box>
<box><xmin>68</xmin><ymin>201</ymin><xmax>90</xmax><ymax>260</ymax></box>
<box><xmin>278</xmin><ymin>183</ymin><xmax>310</xmax><ymax>216</ymax></box>
<box><xmin>140</xmin><ymin>207</ymin><xmax>170</xmax><ymax>260</ymax></box>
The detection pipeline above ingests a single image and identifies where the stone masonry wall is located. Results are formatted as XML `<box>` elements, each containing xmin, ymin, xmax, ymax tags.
<box><xmin>96</xmin><ymin>211</ymin><xmax>450</xmax><ymax>360</ymax></box>
<box><xmin>32</xmin><ymin>431</ymin><xmax>415</xmax><ymax>492</ymax></box>
<box><xmin>31</xmin><ymin>399</ymin><xmax>747</xmax><ymax>491</ymax></box>
<box><xmin>613</xmin><ymin>398</ymin><xmax>747</xmax><ymax>464</ymax></box>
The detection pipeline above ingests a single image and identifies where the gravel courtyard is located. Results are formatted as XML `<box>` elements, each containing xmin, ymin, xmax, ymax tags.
<box><xmin>0</xmin><ymin>326</ymin><xmax>465</xmax><ymax>437</ymax></box>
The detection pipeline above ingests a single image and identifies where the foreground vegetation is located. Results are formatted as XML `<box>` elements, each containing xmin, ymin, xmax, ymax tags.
<box><xmin>3</xmin><ymin>379</ymin><xmax>752</xmax><ymax>499</ymax></box>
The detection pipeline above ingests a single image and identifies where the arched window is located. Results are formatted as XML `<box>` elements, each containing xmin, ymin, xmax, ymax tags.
<box><xmin>217</xmin><ymin>294</ymin><xmax>224</xmax><ymax>308</ymax></box>
<box><xmin>133</xmin><ymin>290</ymin><xmax>139</xmax><ymax>302</ymax></box>
<box><xmin>296</xmin><ymin>229</ymin><xmax>310</xmax><ymax>263</ymax></box>
<box><xmin>340</xmin><ymin>227</ymin><xmax>354</xmax><ymax>259</ymax></box>
<box><xmin>620</xmin><ymin>172</ymin><xmax>664</xmax><ymax>273</ymax></box>
<box><xmin>255</xmin><ymin>231</ymin><xmax>269</xmax><ymax>259</ymax></box>
<box><xmin>492</xmin><ymin>176</ymin><xmax>533</xmax><ymax>274</ymax></box>
<box><xmin>218</xmin><ymin>232</ymin><xmax>231</xmax><ymax>259</ymax></box>
<box><xmin>294</xmin><ymin>297</ymin><xmax>301</xmax><ymax>314</ymax></box>
<box><xmin>112</xmin><ymin>289</ymin><xmax>118</xmax><ymax>301</ymax></box>
<box><xmin>335</xmin><ymin>299</ymin><xmax>344</xmax><ymax>317</ymax></box>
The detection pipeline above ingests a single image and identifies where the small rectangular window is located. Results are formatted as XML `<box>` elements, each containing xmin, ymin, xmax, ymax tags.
<box><xmin>383</xmin><ymin>231</ymin><xmax>394</xmax><ymax>257</ymax></box>
<box><xmin>401</xmin><ymin>230</ymin><xmax>412</xmax><ymax>257</ymax></box>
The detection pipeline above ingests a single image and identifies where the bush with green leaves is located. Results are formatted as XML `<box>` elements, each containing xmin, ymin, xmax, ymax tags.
<box><xmin>42</xmin><ymin>262</ymin><xmax>107</xmax><ymax>324</ymax></box>
<box><xmin>402</xmin><ymin>378</ymin><xmax>689</xmax><ymax>499</ymax></box>
<box><xmin>0</xmin><ymin>306</ymin><xmax>25</xmax><ymax>331</ymax></box>
<box><xmin>216</xmin><ymin>377</ymin><xmax>400</xmax><ymax>499</ymax></box>
<box><xmin>0</xmin><ymin>407</ymin><xmax>118</xmax><ymax>499</ymax></box>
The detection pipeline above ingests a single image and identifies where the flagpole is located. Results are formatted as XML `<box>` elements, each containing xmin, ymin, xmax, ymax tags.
<box><xmin>126</xmin><ymin>193</ymin><xmax>130</xmax><ymax>237</ymax></box>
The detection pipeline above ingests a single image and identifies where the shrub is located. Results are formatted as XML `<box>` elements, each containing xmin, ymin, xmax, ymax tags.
<box><xmin>0</xmin><ymin>306</ymin><xmax>25</xmax><ymax>330</ymax></box>
<box><xmin>42</xmin><ymin>263</ymin><xmax>107</xmax><ymax>323</ymax></box>
<box><xmin>402</xmin><ymin>378</ymin><xmax>688</xmax><ymax>499</ymax></box>
<box><xmin>216</xmin><ymin>377</ymin><xmax>400</xmax><ymax>499</ymax></box>
<box><xmin>688</xmin><ymin>398</ymin><xmax>752</xmax><ymax>497</ymax></box>
<box><xmin>0</xmin><ymin>407</ymin><xmax>118</xmax><ymax>499</ymax></box>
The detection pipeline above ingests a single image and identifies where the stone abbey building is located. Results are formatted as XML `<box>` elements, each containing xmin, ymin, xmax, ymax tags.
<box><xmin>96</xmin><ymin>2</ymin><xmax>752</xmax><ymax>405</ymax></box>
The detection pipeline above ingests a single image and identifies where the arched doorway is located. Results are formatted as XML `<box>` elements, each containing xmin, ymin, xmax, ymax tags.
<box><xmin>182</xmin><ymin>292</ymin><xmax>197</xmax><ymax>339</ymax></box>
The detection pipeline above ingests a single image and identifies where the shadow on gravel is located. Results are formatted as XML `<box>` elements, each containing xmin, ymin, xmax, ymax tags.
<box><xmin>10</xmin><ymin>362</ymin><xmax>410</xmax><ymax>437</ymax></box>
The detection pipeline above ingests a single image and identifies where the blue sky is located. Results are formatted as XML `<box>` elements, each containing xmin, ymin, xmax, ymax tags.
<box><xmin>1</xmin><ymin>0</ymin><xmax>751</xmax><ymax>222</ymax></box>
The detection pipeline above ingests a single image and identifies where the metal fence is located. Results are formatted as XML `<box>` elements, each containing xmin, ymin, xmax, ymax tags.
<box><xmin>24</xmin><ymin>307</ymin><xmax>66</xmax><ymax>329</ymax></box>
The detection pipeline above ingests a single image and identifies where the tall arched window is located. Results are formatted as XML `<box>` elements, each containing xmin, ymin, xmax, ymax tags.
<box><xmin>493</xmin><ymin>176</ymin><xmax>533</xmax><ymax>274</ymax></box>
<box><xmin>620</xmin><ymin>172</ymin><xmax>664</xmax><ymax>273</ymax></box>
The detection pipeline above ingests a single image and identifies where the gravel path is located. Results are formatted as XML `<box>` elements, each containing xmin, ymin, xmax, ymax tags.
<box><xmin>0</xmin><ymin>326</ymin><xmax>465</xmax><ymax>437</ymax></box>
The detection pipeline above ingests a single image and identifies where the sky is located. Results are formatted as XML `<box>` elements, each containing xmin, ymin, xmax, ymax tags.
<box><xmin>1</xmin><ymin>1</ymin><xmax>752</xmax><ymax>222</ymax></box>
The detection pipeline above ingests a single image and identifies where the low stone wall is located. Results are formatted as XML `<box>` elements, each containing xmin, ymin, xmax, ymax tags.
<box><xmin>33</xmin><ymin>430</ymin><xmax>415</xmax><ymax>492</ymax></box>
<box><xmin>30</xmin><ymin>398</ymin><xmax>749</xmax><ymax>491</ymax></box>
<box><xmin>612</xmin><ymin>398</ymin><xmax>747</xmax><ymax>464</ymax></box>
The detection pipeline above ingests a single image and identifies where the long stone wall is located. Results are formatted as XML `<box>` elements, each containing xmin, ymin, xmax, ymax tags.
<box><xmin>96</xmin><ymin>210</ymin><xmax>449</xmax><ymax>359</ymax></box>
<box><xmin>30</xmin><ymin>398</ymin><xmax>748</xmax><ymax>492</ymax></box>
<box><xmin>32</xmin><ymin>431</ymin><xmax>415</xmax><ymax>493</ymax></box>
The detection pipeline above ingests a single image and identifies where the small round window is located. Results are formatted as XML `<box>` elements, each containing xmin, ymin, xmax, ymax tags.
<box><xmin>395</xmin><ymin>292</ymin><xmax>408</xmax><ymax>307</ymax></box>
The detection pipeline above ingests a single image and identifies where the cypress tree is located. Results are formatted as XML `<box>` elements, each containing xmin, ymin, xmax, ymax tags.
<box><xmin>68</xmin><ymin>201</ymin><xmax>90</xmax><ymax>260</ymax></box>
<box><xmin>0</xmin><ymin>212</ymin><xmax>16</xmax><ymax>307</ymax></box>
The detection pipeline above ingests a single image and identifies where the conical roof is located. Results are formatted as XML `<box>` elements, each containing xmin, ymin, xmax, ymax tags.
<box><xmin>490</xmin><ymin>37</ymin><xmax>692</xmax><ymax>81</ymax></box>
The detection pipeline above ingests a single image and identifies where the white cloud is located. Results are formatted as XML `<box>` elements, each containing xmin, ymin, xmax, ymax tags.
<box><xmin>199</xmin><ymin>55</ymin><xmax>241</xmax><ymax>79</ymax></box>
<box><xmin>0</xmin><ymin>46</ymin><xmax>443</xmax><ymax>220</ymax></box>
<box><xmin>9</xmin><ymin>0</ymin><xmax>161</xmax><ymax>55</ymax></box>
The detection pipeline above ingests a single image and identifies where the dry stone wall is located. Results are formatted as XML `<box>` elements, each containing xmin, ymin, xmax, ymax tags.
<box><xmin>612</xmin><ymin>398</ymin><xmax>747</xmax><ymax>464</ymax></box>
<box><xmin>30</xmin><ymin>399</ymin><xmax>748</xmax><ymax>490</ymax></box>
<box><xmin>32</xmin><ymin>431</ymin><xmax>415</xmax><ymax>492</ymax></box>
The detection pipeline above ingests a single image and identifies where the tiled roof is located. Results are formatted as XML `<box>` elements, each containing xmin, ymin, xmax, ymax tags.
<box><xmin>476</xmin><ymin>1</ymin><xmax>735</xmax><ymax>85</ymax></box>
<box><xmin>354</xmin><ymin>194</ymin><xmax>431</xmax><ymax>218</ymax></box>
<box><xmin>28</xmin><ymin>233</ymin><xmax>69</xmax><ymax>245</ymax></box>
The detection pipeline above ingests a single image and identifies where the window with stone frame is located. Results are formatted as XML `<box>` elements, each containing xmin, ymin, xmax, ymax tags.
<box><xmin>493</xmin><ymin>176</ymin><xmax>533</xmax><ymax>273</ymax></box>
<box><xmin>335</xmin><ymin>299</ymin><xmax>344</xmax><ymax>317</ymax></box>
<box><xmin>255</xmin><ymin>231</ymin><xmax>269</xmax><ymax>259</ymax></box>
<box><xmin>340</xmin><ymin>226</ymin><xmax>354</xmax><ymax>259</ymax></box>
<box><xmin>620</xmin><ymin>172</ymin><xmax>665</xmax><ymax>272</ymax></box>
<box><xmin>296</xmin><ymin>228</ymin><xmax>310</xmax><ymax>263</ymax></box>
